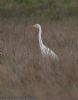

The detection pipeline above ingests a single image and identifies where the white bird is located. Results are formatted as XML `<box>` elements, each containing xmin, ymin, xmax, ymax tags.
<box><xmin>33</xmin><ymin>24</ymin><xmax>59</xmax><ymax>60</ymax></box>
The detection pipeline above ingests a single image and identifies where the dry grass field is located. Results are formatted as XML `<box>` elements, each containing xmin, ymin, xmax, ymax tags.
<box><xmin>0</xmin><ymin>18</ymin><xmax>78</xmax><ymax>100</ymax></box>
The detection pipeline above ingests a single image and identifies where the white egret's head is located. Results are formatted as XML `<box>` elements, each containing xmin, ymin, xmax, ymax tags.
<box><xmin>33</xmin><ymin>24</ymin><xmax>41</xmax><ymax>29</ymax></box>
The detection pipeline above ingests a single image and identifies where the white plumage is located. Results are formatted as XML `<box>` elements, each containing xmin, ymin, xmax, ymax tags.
<box><xmin>33</xmin><ymin>24</ymin><xmax>59</xmax><ymax>60</ymax></box>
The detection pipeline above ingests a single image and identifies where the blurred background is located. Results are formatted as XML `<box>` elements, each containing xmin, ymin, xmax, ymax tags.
<box><xmin>0</xmin><ymin>0</ymin><xmax>78</xmax><ymax>100</ymax></box>
<box><xmin>0</xmin><ymin>0</ymin><xmax>78</xmax><ymax>20</ymax></box>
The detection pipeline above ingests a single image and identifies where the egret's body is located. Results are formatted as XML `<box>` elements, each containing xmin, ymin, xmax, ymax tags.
<box><xmin>33</xmin><ymin>24</ymin><xmax>58</xmax><ymax>60</ymax></box>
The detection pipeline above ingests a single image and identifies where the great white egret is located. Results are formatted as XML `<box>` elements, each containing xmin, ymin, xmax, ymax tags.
<box><xmin>33</xmin><ymin>24</ymin><xmax>59</xmax><ymax>60</ymax></box>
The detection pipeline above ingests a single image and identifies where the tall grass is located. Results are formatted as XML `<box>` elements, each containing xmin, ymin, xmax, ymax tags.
<box><xmin>0</xmin><ymin>19</ymin><xmax>78</xmax><ymax>99</ymax></box>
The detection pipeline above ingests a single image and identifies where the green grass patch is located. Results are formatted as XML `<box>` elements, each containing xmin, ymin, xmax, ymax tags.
<box><xmin>0</xmin><ymin>0</ymin><xmax>78</xmax><ymax>20</ymax></box>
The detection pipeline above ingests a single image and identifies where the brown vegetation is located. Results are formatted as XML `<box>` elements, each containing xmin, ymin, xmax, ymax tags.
<box><xmin>0</xmin><ymin>18</ymin><xmax>78</xmax><ymax>100</ymax></box>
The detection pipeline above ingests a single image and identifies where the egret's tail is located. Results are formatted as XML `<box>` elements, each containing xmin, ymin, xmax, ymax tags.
<box><xmin>51</xmin><ymin>51</ymin><xmax>59</xmax><ymax>61</ymax></box>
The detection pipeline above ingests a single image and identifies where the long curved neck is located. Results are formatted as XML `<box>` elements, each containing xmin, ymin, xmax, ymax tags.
<box><xmin>38</xmin><ymin>26</ymin><xmax>43</xmax><ymax>46</ymax></box>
